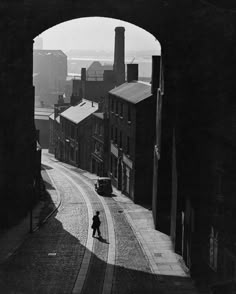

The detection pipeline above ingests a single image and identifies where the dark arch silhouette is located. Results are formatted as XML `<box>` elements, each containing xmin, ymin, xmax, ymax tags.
<box><xmin>0</xmin><ymin>2</ymin><xmax>236</xmax><ymax>291</ymax></box>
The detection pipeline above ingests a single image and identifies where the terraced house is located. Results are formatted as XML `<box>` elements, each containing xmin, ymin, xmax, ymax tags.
<box><xmin>91</xmin><ymin>111</ymin><xmax>109</xmax><ymax>177</ymax></box>
<box><xmin>108</xmin><ymin>64</ymin><xmax>156</xmax><ymax>206</ymax></box>
<box><xmin>57</xmin><ymin>99</ymin><xmax>98</xmax><ymax>171</ymax></box>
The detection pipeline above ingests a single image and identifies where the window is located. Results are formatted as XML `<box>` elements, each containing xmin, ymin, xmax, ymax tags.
<box><xmin>111</xmin><ymin>98</ymin><xmax>114</xmax><ymax>112</ymax></box>
<box><xmin>94</xmin><ymin>122</ymin><xmax>99</xmax><ymax>134</ymax></box>
<box><xmin>115</xmin><ymin>127</ymin><xmax>118</xmax><ymax>144</ymax></box>
<box><xmin>94</xmin><ymin>142</ymin><xmax>102</xmax><ymax>157</ymax></box>
<box><xmin>70</xmin><ymin>146</ymin><xmax>74</xmax><ymax>161</ymax></box>
<box><xmin>115</xmin><ymin>100</ymin><xmax>119</xmax><ymax>115</ymax></box>
<box><xmin>120</xmin><ymin>103</ymin><xmax>123</xmax><ymax>117</ymax></box>
<box><xmin>119</xmin><ymin>131</ymin><xmax>122</xmax><ymax>149</ymax></box>
<box><xmin>110</xmin><ymin>155</ymin><xmax>113</xmax><ymax>174</ymax></box>
<box><xmin>209</xmin><ymin>226</ymin><xmax>218</xmax><ymax>271</ymax></box>
<box><xmin>70</xmin><ymin>125</ymin><xmax>75</xmax><ymax>139</ymax></box>
<box><xmin>110</xmin><ymin>125</ymin><xmax>113</xmax><ymax>141</ymax></box>
<box><xmin>99</xmin><ymin>124</ymin><xmax>103</xmax><ymax>136</ymax></box>
<box><xmin>128</xmin><ymin>104</ymin><xmax>131</xmax><ymax>122</ymax></box>
<box><xmin>114</xmin><ymin>158</ymin><xmax>118</xmax><ymax>178</ymax></box>
<box><xmin>127</xmin><ymin>136</ymin><xmax>130</xmax><ymax>155</ymax></box>
<box><xmin>125</xmin><ymin>166</ymin><xmax>130</xmax><ymax>194</ymax></box>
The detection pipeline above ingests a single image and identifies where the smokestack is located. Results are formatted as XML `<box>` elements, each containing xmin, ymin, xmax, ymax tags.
<box><xmin>127</xmin><ymin>64</ymin><xmax>138</xmax><ymax>82</ymax></box>
<box><xmin>113</xmin><ymin>27</ymin><xmax>125</xmax><ymax>86</ymax></box>
<box><xmin>151</xmin><ymin>56</ymin><xmax>161</xmax><ymax>95</ymax></box>
<box><xmin>70</xmin><ymin>79</ymin><xmax>82</xmax><ymax>106</ymax></box>
<box><xmin>81</xmin><ymin>68</ymin><xmax>86</xmax><ymax>81</ymax></box>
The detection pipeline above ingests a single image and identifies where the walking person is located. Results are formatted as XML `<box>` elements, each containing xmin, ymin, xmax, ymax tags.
<box><xmin>91</xmin><ymin>211</ymin><xmax>101</xmax><ymax>238</ymax></box>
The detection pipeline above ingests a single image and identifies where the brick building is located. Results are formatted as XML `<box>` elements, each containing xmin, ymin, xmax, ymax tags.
<box><xmin>33</xmin><ymin>50</ymin><xmax>67</xmax><ymax>107</ymax></box>
<box><xmin>91</xmin><ymin>112</ymin><xmax>109</xmax><ymax>177</ymax></box>
<box><xmin>57</xmin><ymin>99</ymin><xmax>98</xmax><ymax>170</ymax></box>
<box><xmin>34</xmin><ymin>107</ymin><xmax>54</xmax><ymax>148</ymax></box>
<box><xmin>107</xmin><ymin>64</ymin><xmax>156</xmax><ymax>205</ymax></box>
<box><xmin>48</xmin><ymin>95</ymin><xmax>70</xmax><ymax>154</ymax></box>
<box><xmin>71</xmin><ymin>67</ymin><xmax>116</xmax><ymax>105</ymax></box>
<box><xmin>86</xmin><ymin>61</ymin><xmax>113</xmax><ymax>81</ymax></box>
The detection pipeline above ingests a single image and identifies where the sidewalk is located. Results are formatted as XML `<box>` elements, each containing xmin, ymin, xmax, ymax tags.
<box><xmin>112</xmin><ymin>187</ymin><xmax>189</xmax><ymax>277</ymax></box>
<box><xmin>0</xmin><ymin>168</ymin><xmax>60</xmax><ymax>264</ymax></box>
<box><xmin>80</xmin><ymin>170</ymin><xmax>200</xmax><ymax>293</ymax></box>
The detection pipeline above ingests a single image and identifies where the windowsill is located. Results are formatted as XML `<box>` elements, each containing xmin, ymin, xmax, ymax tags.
<box><xmin>111</xmin><ymin>141</ymin><xmax>118</xmax><ymax>147</ymax></box>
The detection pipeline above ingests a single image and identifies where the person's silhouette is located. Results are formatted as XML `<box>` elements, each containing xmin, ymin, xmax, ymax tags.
<box><xmin>91</xmin><ymin>211</ymin><xmax>101</xmax><ymax>237</ymax></box>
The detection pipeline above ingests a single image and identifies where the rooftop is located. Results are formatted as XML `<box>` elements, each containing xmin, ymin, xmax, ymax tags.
<box><xmin>56</xmin><ymin>116</ymin><xmax>60</xmax><ymax>123</ymax></box>
<box><xmin>49</xmin><ymin>113</ymin><xmax>54</xmax><ymax>120</ymax></box>
<box><xmin>60</xmin><ymin>99</ymin><xmax>98</xmax><ymax>124</ymax></box>
<box><xmin>34</xmin><ymin>108</ymin><xmax>54</xmax><ymax>120</ymax></box>
<box><xmin>33</xmin><ymin>50</ymin><xmax>67</xmax><ymax>57</ymax></box>
<box><xmin>87</xmin><ymin>61</ymin><xmax>113</xmax><ymax>72</ymax></box>
<box><xmin>92</xmin><ymin>112</ymin><xmax>104</xmax><ymax>120</ymax></box>
<box><xmin>109</xmin><ymin>81</ymin><xmax>152</xmax><ymax>104</ymax></box>
<box><xmin>35</xmin><ymin>107</ymin><xmax>54</xmax><ymax>113</ymax></box>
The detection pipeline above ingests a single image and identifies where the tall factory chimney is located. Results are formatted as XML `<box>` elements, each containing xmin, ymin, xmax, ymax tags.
<box><xmin>113</xmin><ymin>26</ymin><xmax>125</xmax><ymax>86</ymax></box>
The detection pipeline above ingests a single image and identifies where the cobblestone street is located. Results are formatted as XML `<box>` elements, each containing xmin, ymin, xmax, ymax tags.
<box><xmin>0</xmin><ymin>151</ymin><xmax>200</xmax><ymax>293</ymax></box>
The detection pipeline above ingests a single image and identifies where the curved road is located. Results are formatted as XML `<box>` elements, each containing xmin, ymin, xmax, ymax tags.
<box><xmin>0</xmin><ymin>151</ymin><xmax>195</xmax><ymax>294</ymax></box>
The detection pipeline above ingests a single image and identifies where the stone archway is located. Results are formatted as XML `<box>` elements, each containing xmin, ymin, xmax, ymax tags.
<box><xmin>1</xmin><ymin>0</ymin><xmax>236</xmax><ymax>284</ymax></box>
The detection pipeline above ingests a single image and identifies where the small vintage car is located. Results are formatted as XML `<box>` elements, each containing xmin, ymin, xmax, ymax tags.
<box><xmin>94</xmin><ymin>177</ymin><xmax>113</xmax><ymax>196</ymax></box>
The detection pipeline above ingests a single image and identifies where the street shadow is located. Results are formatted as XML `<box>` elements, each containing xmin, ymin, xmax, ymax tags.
<box><xmin>43</xmin><ymin>180</ymin><xmax>55</xmax><ymax>191</ymax></box>
<box><xmin>138</xmin><ymin>202</ymin><xmax>152</xmax><ymax>211</ymax></box>
<box><xmin>97</xmin><ymin>193</ymin><xmax>117</xmax><ymax>198</ymax></box>
<box><xmin>41</xmin><ymin>164</ymin><xmax>53</xmax><ymax>170</ymax></box>
<box><xmin>41</xmin><ymin>166</ymin><xmax>55</xmax><ymax>191</ymax></box>
<box><xmin>95</xmin><ymin>236</ymin><xmax>110</xmax><ymax>244</ymax></box>
<box><xmin>0</xmin><ymin>199</ymin><xmax>200</xmax><ymax>294</ymax></box>
<box><xmin>0</xmin><ymin>167</ymin><xmax>201</xmax><ymax>294</ymax></box>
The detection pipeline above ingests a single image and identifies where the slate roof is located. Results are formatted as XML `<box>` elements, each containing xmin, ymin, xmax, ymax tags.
<box><xmin>49</xmin><ymin>113</ymin><xmax>54</xmax><ymax>120</ymax></box>
<box><xmin>92</xmin><ymin>112</ymin><xmax>104</xmax><ymax>119</ymax></box>
<box><xmin>60</xmin><ymin>99</ymin><xmax>98</xmax><ymax>124</ymax></box>
<box><xmin>109</xmin><ymin>81</ymin><xmax>152</xmax><ymax>104</ymax></box>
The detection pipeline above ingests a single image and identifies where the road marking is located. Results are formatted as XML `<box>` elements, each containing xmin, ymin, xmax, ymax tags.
<box><xmin>56</xmin><ymin>164</ymin><xmax>116</xmax><ymax>294</ymax></box>
<box><xmin>56</xmin><ymin>169</ymin><xmax>94</xmax><ymax>294</ymax></box>
<box><xmin>43</xmin><ymin>162</ymin><xmax>94</xmax><ymax>294</ymax></box>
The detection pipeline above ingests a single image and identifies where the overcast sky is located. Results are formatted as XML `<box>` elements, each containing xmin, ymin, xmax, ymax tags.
<box><xmin>35</xmin><ymin>17</ymin><xmax>161</xmax><ymax>53</ymax></box>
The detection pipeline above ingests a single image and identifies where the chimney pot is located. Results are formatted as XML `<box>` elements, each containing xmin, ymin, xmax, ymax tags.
<box><xmin>127</xmin><ymin>64</ymin><xmax>138</xmax><ymax>82</ymax></box>
<box><xmin>81</xmin><ymin>68</ymin><xmax>86</xmax><ymax>81</ymax></box>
